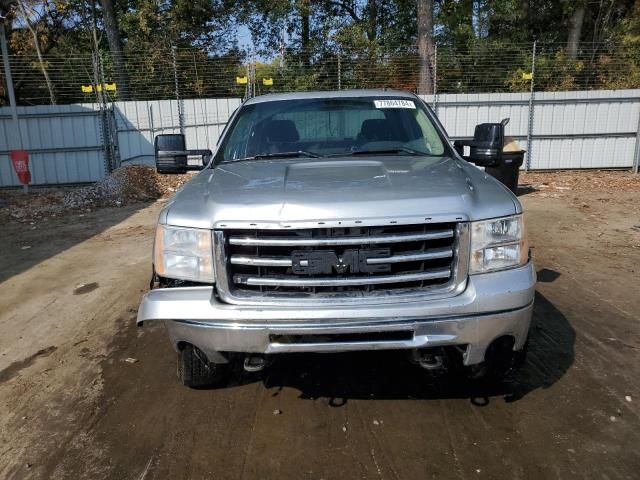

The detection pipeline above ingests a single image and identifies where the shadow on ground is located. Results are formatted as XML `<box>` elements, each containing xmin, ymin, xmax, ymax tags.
<box><xmin>48</xmin><ymin>288</ymin><xmax>575</xmax><ymax>477</ymax></box>
<box><xmin>0</xmin><ymin>202</ymin><xmax>156</xmax><ymax>284</ymax></box>
<box><xmin>516</xmin><ymin>183</ymin><xmax>538</xmax><ymax>197</ymax></box>
<box><xmin>218</xmin><ymin>291</ymin><xmax>575</xmax><ymax>405</ymax></box>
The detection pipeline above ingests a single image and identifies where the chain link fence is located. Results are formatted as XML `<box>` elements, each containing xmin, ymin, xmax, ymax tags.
<box><xmin>1</xmin><ymin>42</ymin><xmax>639</xmax><ymax>105</ymax></box>
<box><xmin>1</xmin><ymin>41</ymin><xmax>639</xmax><ymax>180</ymax></box>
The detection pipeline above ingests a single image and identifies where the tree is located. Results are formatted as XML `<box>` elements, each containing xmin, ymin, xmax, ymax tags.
<box><xmin>100</xmin><ymin>0</ymin><xmax>130</xmax><ymax>99</ymax></box>
<box><xmin>567</xmin><ymin>1</ymin><xmax>585</xmax><ymax>59</ymax></box>
<box><xmin>437</xmin><ymin>0</ymin><xmax>475</xmax><ymax>46</ymax></box>
<box><xmin>298</xmin><ymin>0</ymin><xmax>311</xmax><ymax>64</ymax></box>
<box><xmin>417</xmin><ymin>0</ymin><xmax>434</xmax><ymax>94</ymax></box>
<box><xmin>16</xmin><ymin>0</ymin><xmax>56</xmax><ymax>104</ymax></box>
<box><xmin>3</xmin><ymin>0</ymin><xmax>640</xmax><ymax>105</ymax></box>
<box><xmin>519</xmin><ymin>0</ymin><xmax>529</xmax><ymax>32</ymax></box>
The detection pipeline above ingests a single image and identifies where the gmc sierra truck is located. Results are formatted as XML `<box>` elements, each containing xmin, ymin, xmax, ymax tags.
<box><xmin>137</xmin><ymin>90</ymin><xmax>535</xmax><ymax>388</ymax></box>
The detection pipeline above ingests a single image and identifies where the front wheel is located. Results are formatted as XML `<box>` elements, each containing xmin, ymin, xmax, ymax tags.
<box><xmin>469</xmin><ymin>338</ymin><xmax>528</xmax><ymax>382</ymax></box>
<box><xmin>177</xmin><ymin>344</ymin><xmax>227</xmax><ymax>388</ymax></box>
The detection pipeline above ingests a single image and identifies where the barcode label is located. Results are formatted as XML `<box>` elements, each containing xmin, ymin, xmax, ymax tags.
<box><xmin>373</xmin><ymin>99</ymin><xmax>416</xmax><ymax>109</ymax></box>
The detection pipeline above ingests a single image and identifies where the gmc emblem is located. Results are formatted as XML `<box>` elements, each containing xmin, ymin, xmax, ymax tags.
<box><xmin>291</xmin><ymin>249</ymin><xmax>391</xmax><ymax>275</ymax></box>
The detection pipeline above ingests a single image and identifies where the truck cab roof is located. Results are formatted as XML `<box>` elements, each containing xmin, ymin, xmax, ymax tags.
<box><xmin>244</xmin><ymin>89</ymin><xmax>418</xmax><ymax>105</ymax></box>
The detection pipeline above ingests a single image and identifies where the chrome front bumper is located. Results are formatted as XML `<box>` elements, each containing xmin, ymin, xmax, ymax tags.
<box><xmin>137</xmin><ymin>262</ymin><xmax>536</xmax><ymax>366</ymax></box>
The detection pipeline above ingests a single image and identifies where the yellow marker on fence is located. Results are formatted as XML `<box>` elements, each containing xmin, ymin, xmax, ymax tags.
<box><xmin>522</xmin><ymin>72</ymin><xmax>533</xmax><ymax>80</ymax></box>
<box><xmin>262</xmin><ymin>78</ymin><xmax>273</xmax><ymax>86</ymax></box>
<box><xmin>236</xmin><ymin>76</ymin><xmax>248</xmax><ymax>84</ymax></box>
<box><xmin>81</xmin><ymin>83</ymin><xmax>117</xmax><ymax>93</ymax></box>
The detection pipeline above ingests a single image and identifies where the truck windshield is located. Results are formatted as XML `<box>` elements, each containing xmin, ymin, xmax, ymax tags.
<box><xmin>218</xmin><ymin>97</ymin><xmax>446</xmax><ymax>162</ymax></box>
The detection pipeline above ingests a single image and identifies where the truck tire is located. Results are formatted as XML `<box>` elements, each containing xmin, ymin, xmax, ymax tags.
<box><xmin>469</xmin><ymin>339</ymin><xmax>528</xmax><ymax>382</ymax></box>
<box><xmin>178</xmin><ymin>344</ymin><xmax>226</xmax><ymax>388</ymax></box>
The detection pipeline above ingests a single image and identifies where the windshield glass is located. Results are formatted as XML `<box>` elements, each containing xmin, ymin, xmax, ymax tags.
<box><xmin>217</xmin><ymin>97</ymin><xmax>446</xmax><ymax>162</ymax></box>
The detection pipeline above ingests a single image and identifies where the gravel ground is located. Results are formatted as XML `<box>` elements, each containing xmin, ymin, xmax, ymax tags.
<box><xmin>0</xmin><ymin>166</ymin><xmax>193</xmax><ymax>223</ymax></box>
<box><xmin>0</xmin><ymin>171</ymin><xmax>638</xmax><ymax>479</ymax></box>
<box><xmin>520</xmin><ymin>170</ymin><xmax>640</xmax><ymax>194</ymax></box>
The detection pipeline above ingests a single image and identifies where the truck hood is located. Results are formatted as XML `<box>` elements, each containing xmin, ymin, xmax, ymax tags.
<box><xmin>161</xmin><ymin>156</ymin><xmax>520</xmax><ymax>229</ymax></box>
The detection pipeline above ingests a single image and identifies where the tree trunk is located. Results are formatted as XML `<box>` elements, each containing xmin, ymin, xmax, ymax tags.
<box><xmin>567</xmin><ymin>3</ymin><xmax>585</xmax><ymax>59</ymax></box>
<box><xmin>519</xmin><ymin>0</ymin><xmax>529</xmax><ymax>24</ymax></box>
<box><xmin>100</xmin><ymin>0</ymin><xmax>130</xmax><ymax>99</ymax></box>
<box><xmin>17</xmin><ymin>1</ymin><xmax>56</xmax><ymax>105</ymax></box>
<box><xmin>297</xmin><ymin>0</ymin><xmax>311</xmax><ymax>66</ymax></box>
<box><xmin>417</xmin><ymin>0</ymin><xmax>434</xmax><ymax>95</ymax></box>
<box><xmin>366</xmin><ymin>0</ymin><xmax>377</xmax><ymax>42</ymax></box>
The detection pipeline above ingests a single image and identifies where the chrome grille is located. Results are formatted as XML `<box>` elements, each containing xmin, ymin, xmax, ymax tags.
<box><xmin>214</xmin><ymin>222</ymin><xmax>469</xmax><ymax>305</ymax></box>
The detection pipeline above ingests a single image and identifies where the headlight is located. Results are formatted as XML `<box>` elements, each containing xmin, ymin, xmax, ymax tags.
<box><xmin>470</xmin><ymin>215</ymin><xmax>528</xmax><ymax>274</ymax></box>
<box><xmin>154</xmin><ymin>225</ymin><xmax>214</xmax><ymax>282</ymax></box>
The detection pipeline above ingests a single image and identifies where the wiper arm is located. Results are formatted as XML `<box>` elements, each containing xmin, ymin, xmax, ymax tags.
<box><xmin>326</xmin><ymin>147</ymin><xmax>437</xmax><ymax>157</ymax></box>
<box><xmin>346</xmin><ymin>147</ymin><xmax>434</xmax><ymax>156</ymax></box>
<box><xmin>255</xmin><ymin>150</ymin><xmax>322</xmax><ymax>159</ymax></box>
<box><xmin>228</xmin><ymin>151</ymin><xmax>322</xmax><ymax>163</ymax></box>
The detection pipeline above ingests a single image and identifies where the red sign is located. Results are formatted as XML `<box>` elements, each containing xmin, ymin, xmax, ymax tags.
<box><xmin>10</xmin><ymin>150</ymin><xmax>31</xmax><ymax>185</ymax></box>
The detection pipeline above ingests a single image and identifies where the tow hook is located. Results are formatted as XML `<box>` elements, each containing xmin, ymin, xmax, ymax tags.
<box><xmin>410</xmin><ymin>348</ymin><xmax>445</xmax><ymax>371</ymax></box>
<box><xmin>243</xmin><ymin>355</ymin><xmax>267</xmax><ymax>373</ymax></box>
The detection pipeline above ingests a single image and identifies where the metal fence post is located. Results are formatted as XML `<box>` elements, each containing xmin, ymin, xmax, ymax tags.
<box><xmin>337</xmin><ymin>48</ymin><xmax>342</xmax><ymax>90</ymax></box>
<box><xmin>171</xmin><ymin>46</ymin><xmax>185</xmax><ymax>135</ymax></box>
<box><xmin>525</xmin><ymin>41</ymin><xmax>537</xmax><ymax>171</ymax></box>
<box><xmin>109</xmin><ymin>106</ymin><xmax>121</xmax><ymax>169</ymax></box>
<box><xmin>96</xmin><ymin>51</ymin><xmax>116</xmax><ymax>174</ymax></box>
<box><xmin>633</xmin><ymin>108</ymin><xmax>640</xmax><ymax>174</ymax></box>
<box><xmin>0</xmin><ymin>22</ymin><xmax>27</xmax><ymax>192</ymax></box>
<box><xmin>433</xmin><ymin>43</ymin><xmax>438</xmax><ymax>115</ymax></box>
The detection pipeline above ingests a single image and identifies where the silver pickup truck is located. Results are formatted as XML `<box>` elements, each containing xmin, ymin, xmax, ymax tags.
<box><xmin>137</xmin><ymin>90</ymin><xmax>535</xmax><ymax>388</ymax></box>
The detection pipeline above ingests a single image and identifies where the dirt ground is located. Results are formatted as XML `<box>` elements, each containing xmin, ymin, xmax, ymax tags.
<box><xmin>0</xmin><ymin>171</ymin><xmax>639</xmax><ymax>480</ymax></box>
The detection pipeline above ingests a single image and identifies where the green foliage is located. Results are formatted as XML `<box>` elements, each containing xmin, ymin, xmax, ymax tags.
<box><xmin>2</xmin><ymin>0</ymin><xmax>640</xmax><ymax>105</ymax></box>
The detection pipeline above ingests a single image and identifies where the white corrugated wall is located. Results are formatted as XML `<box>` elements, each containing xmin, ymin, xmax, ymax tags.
<box><xmin>421</xmin><ymin>89</ymin><xmax>640</xmax><ymax>169</ymax></box>
<box><xmin>1</xmin><ymin>90</ymin><xmax>639</xmax><ymax>186</ymax></box>
<box><xmin>0</xmin><ymin>104</ymin><xmax>105</xmax><ymax>186</ymax></box>
<box><xmin>0</xmin><ymin>99</ymin><xmax>242</xmax><ymax>186</ymax></box>
<box><xmin>113</xmin><ymin>98</ymin><xmax>242</xmax><ymax>167</ymax></box>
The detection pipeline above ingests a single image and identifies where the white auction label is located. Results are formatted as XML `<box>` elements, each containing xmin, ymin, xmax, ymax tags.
<box><xmin>373</xmin><ymin>99</ymin><xmax>416</xmax><ymax>109</ymax></box>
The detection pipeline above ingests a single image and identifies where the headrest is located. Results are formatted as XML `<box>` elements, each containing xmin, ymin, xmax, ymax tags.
<box><xmin>360</xmin><ymin>119</ymin><xmax>392</xmax><ymax>141</ymax></box>
<box><xmin>262</xmin><ymin>120</ymin><xmax>300</xmax><ymax>143</ymax></box>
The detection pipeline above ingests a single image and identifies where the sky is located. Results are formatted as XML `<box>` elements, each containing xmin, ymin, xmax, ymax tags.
<box><xmin>236</xmin><ymin>24</ymin><xmax>253</xmax><ymax>51</ymax></box>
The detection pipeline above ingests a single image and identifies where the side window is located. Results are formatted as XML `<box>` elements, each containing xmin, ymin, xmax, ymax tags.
<box><xmin>223</xmin><ymin>113</ymin><xmax>254</xmax><ymax>160</ymax></box>
<box><xmin>217</xmin><ymin>107</ymin><xmax>238</xmax><ymax>145</ymax></box>
<box><xmin>414</xmin><ymin>110</ymin><xmax>445</xmax><ymax>154</ymax></box>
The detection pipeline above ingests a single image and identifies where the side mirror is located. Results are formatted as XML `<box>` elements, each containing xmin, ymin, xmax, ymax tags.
<box><xmin>155</xmin><ymin>134</ymin><xmax>187</xmax><ymax>174</ymax></box>
<box><xmin>468</xmin><ymin>122</ymin><xmax>505</xmax><ymax>166</ymax></box>
<box><xmin>453</xmin><ymin>118</ymin><xmax>511</xmax><ymax>167</ymax></box>
<box><xmin>154</xmin><ymin>134</ymin><xmax>212</xmax><ymax>174</ymax></box>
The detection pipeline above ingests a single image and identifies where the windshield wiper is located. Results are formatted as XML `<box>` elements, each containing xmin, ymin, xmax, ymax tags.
<box><xmin>344</xmin><ymin>147</ymin><xmax>435</xmax><ymax>157</ymax></box>
<box><xmin>228</xmin><ymin>150</ymin><xmax>322</xmax><ymax>162</ymax></box>
<box><xmin>326</xmin><ymin>147</ymin><xmax>437</xmax><ymax>157</ymax></box>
